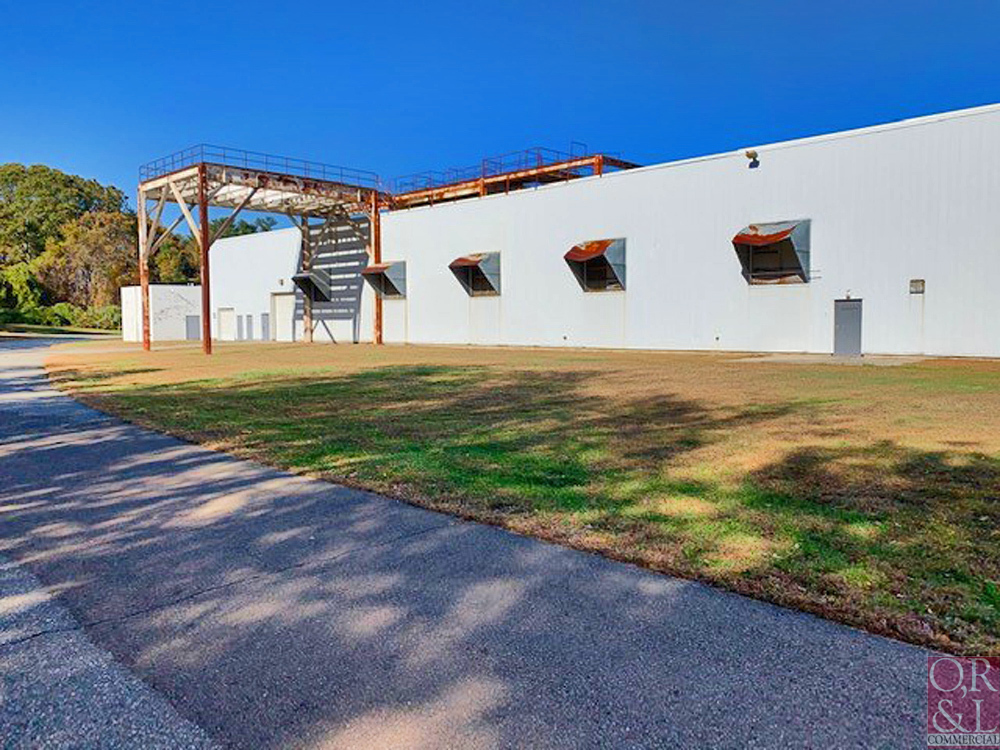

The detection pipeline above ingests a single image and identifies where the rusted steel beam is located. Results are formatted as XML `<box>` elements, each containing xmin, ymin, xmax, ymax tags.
<box><xmin>198</xmin><ymin>164</ymin><xmax>212</xmax><ymax>355</ymax></box>
<box><xmin>139</xmin><ymin>162</ymin><xmax>386</xmax><ymax>220</ymax></box>
<box><xmin>369</xmin><ymin>191</ymin><xmax>382</xmax><ymax>345</ymax></box>
<box><xmin>391</xmin><ymin>154</ymin><xmax>638</xmax><ymax>209</ymax></box>
<box><xmin>138</xmin><ymin>186</ymin><xmax>151</xmax><ymax>352</ymax></box>
<box><xmin>209</xmin><ymin>187</ymin><xmax>258</xmax><ymax>244</ymax></box>
<box><xmin>302</xmin><ymin>215</ymin><xmax>313</xmax><ymax>344</ymax></box>
<box><xmin>149</xmin><ymin>214</ymin><xmax>185</xmax><ymax>256</ymax></box>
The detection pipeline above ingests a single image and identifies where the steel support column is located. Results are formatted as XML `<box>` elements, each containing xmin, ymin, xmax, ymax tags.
<box><xmin>302</xmin><ymin>215</ymin><xmax>313</xmax><ymax>343</ymax></box>
<box><xmin>137</xmin><ymin>187</ymin><xmax>151</xmax><ymax>351</ymax></box>
<box><xmin>369</xmin><ymin>191</ymin><xmax>382</xmax><ymax>345</ymax></box>
<box><xmin>198</xmin><ymin>164</ymin><xmax>212</xmax><ymax>354</ymax></box>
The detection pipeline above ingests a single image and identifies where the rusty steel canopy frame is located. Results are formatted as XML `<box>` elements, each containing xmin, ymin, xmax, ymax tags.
<box><xmin>136</xmin><ymin>144</ymin><xmax>637</xmax><ymax>354</ymax></box>
<box><xmin>136</xmin><ymin>146</ymin><xmax>387</xmax><ymax>353</ymax></box>
<box><xmin>391</xmin><ymin>148</ymin><xmax>640</xmax><ymax>209</ymax></box>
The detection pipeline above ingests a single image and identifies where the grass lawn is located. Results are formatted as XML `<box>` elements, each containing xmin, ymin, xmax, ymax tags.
<box><xmin>46</xmin><ymin>341</ymin><xmax>1000</xmax><ymax>654</ymax></box>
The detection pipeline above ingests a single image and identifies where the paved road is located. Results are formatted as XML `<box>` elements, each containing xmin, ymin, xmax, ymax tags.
<box><xmin>0</xmin><ymin>338</ymin><xmax>930</xmax><ymax>748</ymax></box>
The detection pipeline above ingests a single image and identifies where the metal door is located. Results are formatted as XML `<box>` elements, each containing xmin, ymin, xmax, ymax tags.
<box><xmin>261</xmin><ymin>313</ymin><xmax>270</xmax><ymax>341</ymax></box>
<box><xmin>834</xmin><ymin>299</ymin><xmax>862</xmax><ymax>356</ymax></box>
<box><xmin>245</xmin><ymin>314</ymin><xmax>254</xmax><ymax>341</ymax></box>
<box><xmin>270</xmin><ymin>293</ymin><xmax>295</xmax><ymax>342</ymax></box>
<box><xmin>184</xmin><ymin>315</ymin><xmax>200</xmax><ymax>341</ymax></box>
<box><xmin>218</xmin><ymin>308</ymin><xmax>236</xmax><ymax>341</ymax></box>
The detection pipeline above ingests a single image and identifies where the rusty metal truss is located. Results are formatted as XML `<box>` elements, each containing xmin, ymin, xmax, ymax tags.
<box><xmin>137</xmin><ymin>146</ymin><xmax>386</xmax><ymax>354</ymax></box>
<box><xmin>391</xmin><ymin>147</ymin><xmax>639</xmax><ymax>209</ymax></box>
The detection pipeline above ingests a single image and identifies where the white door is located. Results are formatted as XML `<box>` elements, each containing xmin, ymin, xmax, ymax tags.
<box><xmin>218</xmin><ymin>308</ymin><xmax>236</xmax><ymax>341</ymax></box>
<box><xmin>270</xmin><ymin>293</ymin><xmax>295</xmax><ymax>342</ymax></box>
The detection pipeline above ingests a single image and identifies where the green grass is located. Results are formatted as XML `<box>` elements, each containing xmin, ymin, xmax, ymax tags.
<box><xmin>49</xmin><ymin>346</ymin><xmax>1000</xmax><ymax>654</ymax></box>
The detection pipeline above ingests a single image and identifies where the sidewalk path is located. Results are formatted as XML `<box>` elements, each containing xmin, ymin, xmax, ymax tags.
<box><xmin>0</xmin><ymin>338</ymin><xmax>930</xmax><ymax>748</ymax></box>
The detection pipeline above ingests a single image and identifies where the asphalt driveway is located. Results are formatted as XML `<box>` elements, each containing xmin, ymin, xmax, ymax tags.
<box><xmin>0</xmin><ymin>338</ymin><xmax>930</xmax><ymax>748</ymax></box>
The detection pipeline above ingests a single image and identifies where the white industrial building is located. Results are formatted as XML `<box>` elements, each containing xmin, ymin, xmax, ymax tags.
<box><xmin>162</xmin><ymin>104</ymin><xmax>1000</xmax><ymax>356</ymax></box>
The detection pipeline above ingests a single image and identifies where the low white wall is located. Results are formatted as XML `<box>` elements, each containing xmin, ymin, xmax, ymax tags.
<box><xmin>120</xmin><ymin>285</ymin><xmax>201</xmax><ymax>342</ymax></box>
<box><xmin>380</xmin><ymin>104</ymin><xmax>1000</xmax><ymax>357</ymax></box>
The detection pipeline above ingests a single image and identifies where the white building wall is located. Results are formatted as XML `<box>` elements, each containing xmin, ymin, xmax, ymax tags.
<box><xmin>210</xmin><ymin>228</ymin><xmax>300</xmax><ymax>341</ymax></box>
<box><xmin>120</xmin><ymin>285</ymin><xmax>201</xmax><ymax>342</ymax></box>
<box><xmin>210</xmin><ymin>226</ymin><xmax>375</xmax><ymax>344</ymax></box>
<box><xmin>380</xmin><ymin>104</ymin><xmax>1000</xmax><ymax>357</ymax></box>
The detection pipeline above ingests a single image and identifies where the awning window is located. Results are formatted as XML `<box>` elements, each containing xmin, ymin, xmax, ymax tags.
<box><xmin>361</xmin><ymin>261</ymin><xmax>406</xmax><ymax>298</ymax></box>
<box><xmin>565</xmin><ymin>238</ymin><xmax>626</xmax><ymax>292</ymax></box>
<box><xmin>733</xmin><ymin>220</ymin><xmax>810</xmax><ymax>284</ymax></box>
<box><xmin>292</xmin><ymin>269</ymin><xmax>332</xmax><ymax>302</ymax></box>
<box><xmin>449</xmin><ymin>253</ymin><xmax>500</xmax><ymax>296</ymax></box>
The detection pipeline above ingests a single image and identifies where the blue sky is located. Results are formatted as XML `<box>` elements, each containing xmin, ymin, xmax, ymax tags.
<box><xmin>1</xmin><ymin>0</ymin><xmax>997</xmax><ymax>205</ymax></box>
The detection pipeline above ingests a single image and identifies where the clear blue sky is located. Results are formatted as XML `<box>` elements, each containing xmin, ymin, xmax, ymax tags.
<box><xmin>1</xmin><ymin>0</ymin><xmax>997</xmax><ymax>206</ymax></box>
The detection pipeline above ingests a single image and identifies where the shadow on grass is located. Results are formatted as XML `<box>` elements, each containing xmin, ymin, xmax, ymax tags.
<box><xmin>58</xmin><ymin>363</ymin><xmax>1000</xmax><ymax>653</ymax></box>
<box><xmin>2</xmin><ymin>359</ymin><xmax>989</xmax><ymax>745</ymax></box>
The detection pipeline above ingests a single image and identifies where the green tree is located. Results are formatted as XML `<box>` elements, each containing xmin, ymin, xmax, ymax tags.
<box><xmin>151</xmin><ymin>233</ymin><xmax>200</xmax><ymax>284</ymax></box>
<box><xmin>34</xmin><ymin>211</ymin><xmax>137</xmax><ymax>308</ymax></box>
<box><xmin>210</xmin><ymin>215</ymin><xmax>277</xmax><ymax>238</ymax></box>
<box><xmin>0</xmin><ymin>261</ymin><xmax>44</xmax><ymax>312</ymax></box>
<box><xmin>0</xmin><ymin>164</ymin><xmax>126</xmax><ymax>265</ymax></box>
<box><xmin>151</xmin><ymin>215</ymin><xmax>277</xmax><ymax>284</ymax></box>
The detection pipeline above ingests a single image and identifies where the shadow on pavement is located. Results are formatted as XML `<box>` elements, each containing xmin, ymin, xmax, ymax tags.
<box><xmin>0</xmin><ymin>344</ymin><xmax>931</xmax><ymax>749</ymax></box>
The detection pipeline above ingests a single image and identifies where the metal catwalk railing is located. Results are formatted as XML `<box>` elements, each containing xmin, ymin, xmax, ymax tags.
<box><xmin>139</xmin><ymin>144</ymin><xmax>382</xmax><ymax>190</ymax></box>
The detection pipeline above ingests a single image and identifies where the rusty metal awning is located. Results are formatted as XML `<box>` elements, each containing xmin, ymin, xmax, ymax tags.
<box><xmin>565</xmin><ymin>239</ymin><xmax>618</xmax><ymax>262</ymax></box>
<box><xmin>449</xmin><ymin>253</ymin><xmax>488</xmax><ymax>268</ymax></box>
<box><xmin>733</xmin><ymin>221</ymin><xmax>806</xmax><ymax>247</ymax></box>
<box><xmin>732</xmin><ymin>220</ymin><xmax>811</xmax><ymax>284</ymax></box>
<box><xmin>449</xmin><ymin>253</ymin><xmax>501</xmax><ymax>295</ymax></box>
<box><xmin>565</xmin><ymin>238</ymin><xmax>626</xmax><ymax>291</ymax></box>
<box><xmin>361</xmin><ymin>261</ymin><xmax>406</xmax><ymax>298</ymax></box>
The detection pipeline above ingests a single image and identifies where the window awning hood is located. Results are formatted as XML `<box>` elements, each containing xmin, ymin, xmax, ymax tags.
<box><xmin>292</xmin><ymin>269</ymin><xmax>332</xmax><ymax>301</ymax></box>
<box><xmin>733</xmin><ymin>221</ymin><xmax>808</xmax><ymax>248</ymax></box>
<box><xmin>564</xmin><ymin>238</ymin><xmax>624</xmax><ymax>262</ymax></box>
<box><xmin>361</xmin><ymin>260</ymin><xmax>406</xmax><ymax>297</ymax></box>
<box><xmin>732</xmin><ymin>220</ymin><xmax>810</xmax><ymax>284</ymax></box>
<box><xmin>564</xmin><ymin>238</ymin><xmax>626</xmax><ymax>290</ymax></box>
<box><xmin>449</xmin><ymin>252</ymin><xmax>501</xmax><ymax>294</ymax></box>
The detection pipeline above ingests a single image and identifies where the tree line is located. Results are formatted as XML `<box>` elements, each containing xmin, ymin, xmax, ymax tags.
<box><xmin>0</xmin><ymin>163</ymin><xmax>273</xmax><ymax>329</ymax></box>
